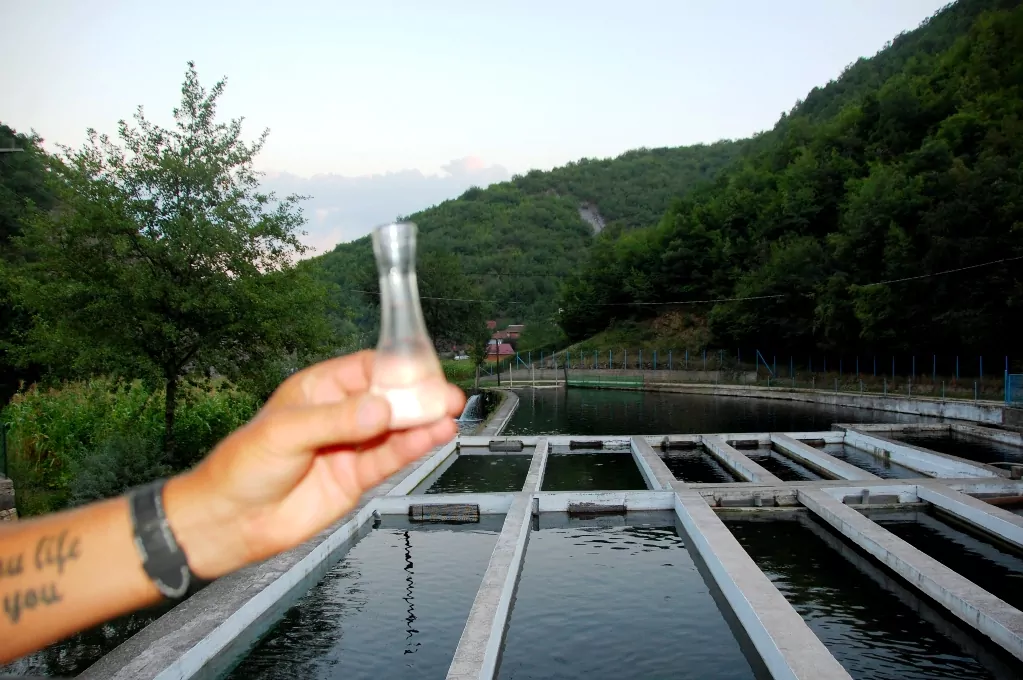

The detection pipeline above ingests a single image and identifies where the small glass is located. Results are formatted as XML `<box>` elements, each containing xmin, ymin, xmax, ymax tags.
<box><xmin>370</xmin><ymin>222</ymin><xmax>448</xmax><ymax>429</ymax></box>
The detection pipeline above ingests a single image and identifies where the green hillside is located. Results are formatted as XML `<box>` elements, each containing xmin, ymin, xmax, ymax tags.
<box><xmin>310</xmin><ymin>141</ymin><xmax>744</xmax><ymax>331</ymax></box>
<box><xmin>561</xmin><ymin>0</ymin><xmax>1023</xmax><ymax>356</ymax></box>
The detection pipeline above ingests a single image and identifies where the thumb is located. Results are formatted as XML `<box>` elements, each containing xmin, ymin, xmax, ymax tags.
<box><xmin>253</xmin><ymin>393</ymin><xmax>392</xmax><ymax>454</ymax></box>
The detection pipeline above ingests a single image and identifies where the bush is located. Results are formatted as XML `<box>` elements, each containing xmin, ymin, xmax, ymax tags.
<box><xmin>2</xmin><ymin>377</ymin><xmax>259</xmax><ymax>515</ymax></box>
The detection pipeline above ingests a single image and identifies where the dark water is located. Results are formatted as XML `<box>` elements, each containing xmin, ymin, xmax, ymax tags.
<box><xmin>725</xmin><ymin>513</ymin><xmax>1021</xmax><ymax>679</ymax></box>
<box><xmin>0</xmin><ymin>601</ymin><xmax>176</xmax><ymax>677</ymax></box>
<box><xmin>891</xmin><ymin>433</ymin><xmax>1023</xmax><ymax>465</ymax></box>
<box><xmin>504</xmin><ymin>388</ymin><xmax>929</xmax><ymax>436</ymax></box>
<box><xmin>424</xmin><ymin>454</ymin><xmax>531</xmax><ymax>493</ymax></box>
<box><xmin>823</xmin><ymin>443</ymin><xmax>923</xmax><ymax>479</ymax></box>
<box><xmin>498</xmin><ymin>513</ymin><xmax>756</xmax><ymax>680</ymax></box>
<box><xmin>660</xmin><ymin>449</ymin><xmax>740</xmax><ymax>483</ymax></box>
<box><xmin>225</xmin><ymin>518</ymin><xmax>500</xmax><ymax>680</ymax></box>
<box><xmin>541</xmin><ymin>452</ymin><xmax>648</xmax><ymax>491</ymax></box>
<box><xmin>864</xmin><ymin>508</ymin><xmax>1023</xmax><ymax>611</ymax></box>
<box><xmin>746</xmin><ymin>448</ymin><xmax>823</xmax><ymax>481</ymax></box>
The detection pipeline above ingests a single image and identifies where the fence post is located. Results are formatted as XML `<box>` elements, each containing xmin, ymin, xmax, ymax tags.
<box><xmin>669</xmin><ymin>350</ymin><xmax>672</xmax><ymax>371</ymax></box>
<box><xmin>1005</xmin><ymin>371</ymin><xmax>1009</xmax><ymax>405</ymax></box>
<box><xmin>912</xmin><ymin>355</ymin><xmax>915</xmax><ymax>380</ymax></box>
<box><xmin>834</xmin><ymin>378</ymin><xmax>838</xmax><ymax>394</ymax></box>
<box><xmin>654</xmin><ymin>350</ymin><xmax>658</xmax><ymax>371</ymax></box>
<box><xmin>856</xmin><ymin>356</ymin><xmax>859</xmax><ymax>377</ymax></box>
<box><xmin>974</xmin><ymin>381</ymin><xmax>978</xmax><ymax>403</ymax></box>
<box><xmin>942</xmin><ymin>381</ymin><xmax>945</xmax><ymax>400</ymax></box>
<box><xmin>686</xmin><ymin>349</ymin><xmax>689</xmax><ymax>370</ymax></box>
<box><xmin>980</xmin><ymin>356</ymin><xmax>984</xmax><ymax>381</ymax></box>
<box><xmin>790</xmin><ymin>356</ymin><xmax>794</xmax><ymax>379</ymax></box>
<box><xmin>703</xmin><ymin>349</ymin><xmax>707</xmax><ymax>372</ymax></box>
<box><xmin>933</xmin><ymin>354</ymin><xmax>936</xmax><ymax>381</ymax></box>
<box><xmin>624</xmin><ymin>349</ymin><xmax>627</xmax><ymax>370</ymax></box>
<box><xmin>884</xmin><ymin>377</ymin><xmax>887</xmax><ymax>397</ymax></box>
<box><xmin>638</xmin><ymin>349</ymin><xmax>643</xmax><ymax>370</ymax></box>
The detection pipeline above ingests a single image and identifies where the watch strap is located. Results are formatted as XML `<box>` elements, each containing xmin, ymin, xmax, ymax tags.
<box><xmin>129</xmin><ymin>479</ymin><xmax>193</xmax><ymax>600</ymax></box>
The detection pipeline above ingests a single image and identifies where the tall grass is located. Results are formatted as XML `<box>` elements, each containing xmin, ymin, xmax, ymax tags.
<box><xmin>2</xmin><ymin>378</ymin><xmax>259</xmax><ymax>516</ymax></box>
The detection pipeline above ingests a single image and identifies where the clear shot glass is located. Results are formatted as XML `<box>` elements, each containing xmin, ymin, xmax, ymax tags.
<box><xmin>369</xmin><ymin>222</ymin><xmax>448</xmax><ymax>429</ymax></box>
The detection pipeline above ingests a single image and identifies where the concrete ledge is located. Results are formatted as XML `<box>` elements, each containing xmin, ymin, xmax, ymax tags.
<box><xmin>400</xmin><ymin>442</ymin><xmax>460</xmax><ymax>495</ymax></box>
<box><xmin>524</xmin><ymin>438</ymin><xmax>549</xmax><ymax>492</ymax></box>
<box><xmin>916</xmin><ymin>482</ymin><xmax>1023</xmax><ymax>550</ymax></box>
<box><xmin>478</xmin><ymin>390</ymin><xmax>519</xmax><ymax>437</ymax></box>
<box><xmin>535</xmin><ymin>490</ymin><xmax>674</xmax><ymax>512</ymax></box>
<box><xmin>772</xmin><ymin>434</ymin><xmax>880</xmax><ymax>481</ymax></box>
<box><xmin>951</xmin><ymin>423</ymin><xmax>1023</xmax><ymax>448</ymax></box>
<box><xmin>798</xmin><ymin>488</ymin><xmax>1023</xmax><ymax>661</ymax></box>
<box><xmin>630</xmin><ymin>436</ymin><xmax>677</xmax><ymax>490</ymax></box>
<box><xmin>816</xmin><ymin>484</ymin><xmax>920</xmax><ymax>505</ymax></box>
<box><xmin>83</xmin><ymin>441</ymin><xmax>457</xmax><ymax>680</ymax></box>
<box><xmin>447</xmin><ymin>494</ymin><xmax>532</xmax><ymax>680</ymax></box>
<box><xmin>673</xmin><ymin>488</ymin><xmax>851</xmax><ymax>679</ymax></box>
<box><xmin>703</xmin><ymin>435</ymin><xmax>783</xmax><ymax>484</ymax></box>
<box><xmin>374</xmin><ymin>492</ymin><xmax>517</xmax><ymax>515</ymax></box>
<box><xmin>83</xmin><ymin>505</ymin><xmax>375</xmax><ymax>680</ymax></box>
<box><xmin>845</xmin><ymin>429</ymin><xmax>1000</xmax><ymax>479</ymax></box>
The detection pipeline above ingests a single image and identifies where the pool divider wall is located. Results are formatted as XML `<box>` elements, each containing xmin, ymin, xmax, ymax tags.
<box><xmin>843</xmin><ymin>429</ymin><xmax>1002</xmax><ymax>479</ymax></box>
<box><xmin>535</xmin><ymin>490</ymin><xmax>674</xmax><ymax>512</ymax></box>
<box><xmin>388</xmin><ymin>441</ymin><xmax>459</xmax><ymax>496</ymax></box>
<box><xmin>703</xmin><ymin>435</ymin><xmax>784</xmax><ymax>484</ymax></box>
<box><xmin>672</xmin><ymin>486</ymin><xmax>853</xmax><ymax>679</ymax></box>
<box><xmin>951</xmin><ymin>423</ymin><xmax>1023</xmax><ymax>448</ymax></box>
<box><xmin>797</xmin><ymin>487</ymin><xmax>1023</xmax><ymax>662</ymax></box>
<box><xmin>630</xmin><ymin>436</ymin><xmax>677</xmax><ymax>490</ymax></box>
<box><xmin>446</xmin><ymin>493</ymin><xmax>534</xmax><ymax>680</ymax></box>
<box><xmin>476</xmin><ymin>389</ymin><xmax>520</xmax><ymax>437</ymax></box>
<box><xmin>408</xmin><ymin>444</ymin><xmax>463</xmax><ymax>495</ymax></box>
<box><xmin>79</xmin><ymin>440</ymin><xmax>463</xmax><ymax>680</ymax></box>
<box><xmin>915</xmin><ymin>481</ymin><xmax>1023</xmax><ymax>550</ymax></box>
<box><xmin>771</xmin><ymin>434</ymin><xmax>880</xmax><ymax>481</ymax></box>
<box><xmin>524</xmin><ymin>438</ymin><xmax>549</xmax><ymax>493</ymax></box>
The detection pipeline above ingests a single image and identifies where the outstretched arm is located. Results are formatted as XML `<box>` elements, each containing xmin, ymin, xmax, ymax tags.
<box><xmin>0</xmin><ymin>350</ymin><xmax>464</xmax><ymax>662</ymax></box>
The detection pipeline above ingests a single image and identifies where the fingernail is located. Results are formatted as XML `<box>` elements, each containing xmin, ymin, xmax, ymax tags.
<box><xmin>357</xmin><ymin>395</ymin><xmax>390</xmax><ymax>431</ymax></box>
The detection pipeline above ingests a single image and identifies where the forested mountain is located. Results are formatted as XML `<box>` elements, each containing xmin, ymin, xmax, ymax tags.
<box><xmin>561</xmin><ymin>0</ymin><xmax>1023</xmax><ymax>356</ymax></box>
<box><xmin>310</xmin><ymin>141</ymin><xmax>744</xmax><ymax>329</ymax></box>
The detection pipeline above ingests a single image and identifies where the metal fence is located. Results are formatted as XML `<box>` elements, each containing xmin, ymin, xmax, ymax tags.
<box><xmin>1008</xmin><ymin>373</ymin><xmax>1023</xmax><ymax>406</ymax></box>
<box><xmin>477</xmin><ymin>348</ymin><xmax>1017</xmax><ymax>403</ymax></box>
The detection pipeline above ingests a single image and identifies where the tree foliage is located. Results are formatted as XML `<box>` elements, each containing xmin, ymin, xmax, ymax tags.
<box><xmin>0</xmin><ymin>124</ymin><xmax>54</xmax><ymax>405</ymax></box>
<box><xmin>561</xmin><ymin>0</ymin><xmax>1023</xmax><ymax>356</ymax></box>
<box><xmin>9</xmin><ymin>63</ymin><xmax>337</xmax><ymax>459</ymax></box>
<box><xmin>312</xmin><ymin>142</ymin><xmax>743</xmax><ymax>329</ymax></box>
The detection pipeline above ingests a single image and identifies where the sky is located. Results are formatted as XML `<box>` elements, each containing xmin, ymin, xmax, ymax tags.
<box><xmin>2</xmin><ymin>0</ymin><xmax>951</xmax><ymax>251</ymax></box>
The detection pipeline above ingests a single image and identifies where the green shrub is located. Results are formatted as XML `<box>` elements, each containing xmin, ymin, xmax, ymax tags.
<box><xmin>2</xmin><ymin>377</ymin><xmax>259</xmax><ymax>516</ymax></box>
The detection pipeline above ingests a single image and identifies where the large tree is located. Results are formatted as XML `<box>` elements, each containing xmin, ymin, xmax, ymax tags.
<box><xmin>0</xmin><ymin>124</ymin><xmax>54</xmax><ymax>406</ymax></box>
<box><xmin>12</xmin><ymin>63</ymin><xmax>336</xmax><ymax>460</ymax></box>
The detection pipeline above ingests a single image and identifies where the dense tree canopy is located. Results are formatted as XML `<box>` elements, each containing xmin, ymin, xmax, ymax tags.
<box><xmin>313</xmin><ymin>142</ymin><xmax>743</xmax><ymax>329</ymax></box>
<box><xmin>7</xmin><ymin>64</ymin><xmax>337</xmax><ymax>458</ymax></box>
<box><xmin>561</xmin><ymin>0</ymin><xmax>1023</xmax><ymax>356</ymax></box>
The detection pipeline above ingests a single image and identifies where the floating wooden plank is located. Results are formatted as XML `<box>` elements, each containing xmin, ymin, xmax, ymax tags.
<box><xmin>570</xmin><ymin>440</ymin><xmax>602</xmax><ymax>449</ymax></box>
<box><xmin>408</xmin><ymin>503</ymin><xmax>480</xmax><ymax>522</ymax></box>
<box><xmin>567</xmin><ymin>502</ymin><xmax>627</xmax><ymax>515</ymax></box>
<box><xmin>489</xmin><ymin>440</ymin><xmax>524</xmax><ymax>452</ymax></box>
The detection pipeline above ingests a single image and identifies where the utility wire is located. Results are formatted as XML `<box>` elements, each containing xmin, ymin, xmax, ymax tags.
<box><xmin>857</xmin><ymin>254</ymin><xmax>1023</xmax><ymax>287</ymax></box>
<box><xmin>346</xmin><ymin>254</ymin><xmax>1022</xmax><ymax>307</ymax></box>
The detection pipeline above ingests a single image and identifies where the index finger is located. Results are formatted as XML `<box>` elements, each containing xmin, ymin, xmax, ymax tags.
<box><xmin>267</xmin><ymin>350</ymin><xmax>376</xmax><ymax>410</ymax></box>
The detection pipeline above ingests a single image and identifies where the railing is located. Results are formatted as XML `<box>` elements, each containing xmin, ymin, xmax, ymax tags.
<box><xmin>477</xmin><ymin>348</ymin><xmax>1017</xmax><ymax>403</ymax></box>
<box><xmin>1007</xmin><ymin>373</ymin><xmax>1023</xmax><ymax>406</ymax></box>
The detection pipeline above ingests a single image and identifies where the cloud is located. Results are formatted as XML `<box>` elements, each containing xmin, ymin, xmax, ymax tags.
<box><xmin>262</xmin><ymin>157</ymin><xmax>511</xmax><ymax>256</ymax></box>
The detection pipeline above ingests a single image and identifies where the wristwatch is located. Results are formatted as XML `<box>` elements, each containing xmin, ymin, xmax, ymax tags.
<box><xmin>128</xmin><ymin>479</ymin><xmax>194</xmax><ymax>599</ymax></box>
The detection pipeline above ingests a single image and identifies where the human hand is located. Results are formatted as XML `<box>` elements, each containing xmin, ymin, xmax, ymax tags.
<box><xmin>164</xmin><ymin>350</ymin><xmax>465</xmax><ymax>579</ymax></box>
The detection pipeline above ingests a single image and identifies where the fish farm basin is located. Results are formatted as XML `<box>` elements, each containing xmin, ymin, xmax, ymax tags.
<box><xmin>10</xmin><ymin>391</ymin><xmax>1023</xmax><ymax>680</ymax></box>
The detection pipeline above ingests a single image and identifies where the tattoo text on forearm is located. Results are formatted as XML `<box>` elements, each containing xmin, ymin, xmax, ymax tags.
<box><xmin>1</xmin><ymin>529</ymin><xmax>81</xmax><ymax>624</ymax></box>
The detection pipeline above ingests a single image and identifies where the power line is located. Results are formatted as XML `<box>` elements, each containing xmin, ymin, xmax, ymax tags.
<box><xmin>348</xmin><ymin>289</ymin><xmax>525</xmax><ymax>304</ymax></box>
<box><xmin>858</xmin><ymin>254</ymin><xmax>1023</xmax><ymax>287</ymax></box>
<box><xmin>347</xmin><ymin>253</ymin><xmax>1022</xmax><ymax>308</ymax></box>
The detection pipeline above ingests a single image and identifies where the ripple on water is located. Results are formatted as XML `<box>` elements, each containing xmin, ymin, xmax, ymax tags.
<box><xmin>226</xmin><ymin>522</ymin><xmax>499</xmax><ymax>680</ymax></box>
<box><xmin>725</xmin><ymin>515</ymin><xmax>1022</xmax><ymax>680</ymax></box>
<box><xmin>499</xmin><ymin>513</ymin><xmax>756</xmax><ymax>680</ymax></box>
